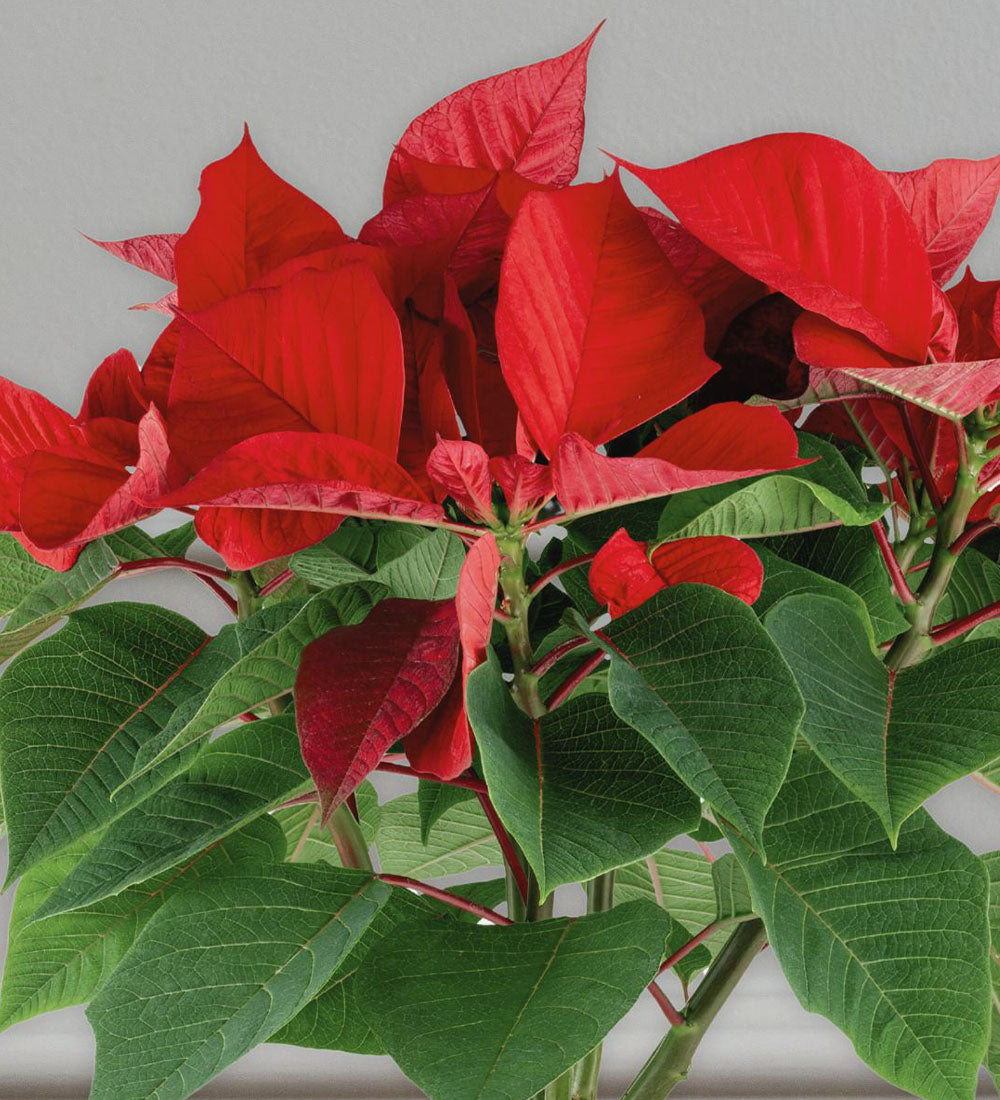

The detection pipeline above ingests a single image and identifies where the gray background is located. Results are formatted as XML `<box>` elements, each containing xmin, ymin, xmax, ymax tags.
<box><xmin>1</xmin><ymin>1</ymin><xmax>999</xmax><ymax>1096</ymax></box>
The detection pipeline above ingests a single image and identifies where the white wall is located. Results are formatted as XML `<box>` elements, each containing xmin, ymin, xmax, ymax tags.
<box><xmin>1</xmin><ymin>1</ymin><xmax>999</xmax><ymax>1095</ymax></box>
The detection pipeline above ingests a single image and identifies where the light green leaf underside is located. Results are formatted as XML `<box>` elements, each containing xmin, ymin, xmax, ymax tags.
<box><xmin>602</xmin><ymin>584</ymin><xmax>804</xmax><ymax>852</ymax></box>
<box><xmin>724</xmin><ymin>750</ymin><xmax>991</xmax><ymax>1100</ymax></box>
<box><xmin>658</xmin><ymin>434</ymin><xmax>886</xmax><ymax>543</ymax></box>
<box><xmin>767</xmin><ymin>593</ymin><xmax>1000</xmax><ymax>842</ymax></box>
<box><xmin>358</xmin><ymin>901</ymin><xmax>670</xmax><ymax>1100</ymax></box>
<box><xmin>376</xmin><ymin>791</ymin><xmax>501</xmax><ymax>879</ymax></box>
<box><xmin>0</xmin><ymin>816</ymin><xmax>285</xmax><ymax>1032</ymax></box>
<box><xmin>87</xmin><ymin>865</ymin><xmax>392</xmax><ymax>1100</ymax></box>
<box><xmin>126</xmin><ymin>584</ymin><xmax>385</xmax><ymax>786</ymax></box>
<box><xmin>33</xmin><ymin>715</ymin><xmax>310</xmax><ymax>918</ymax></box>
<box><xmin>467</xmin><ymin>652</ymin><xmax>699</xmax><ymax>896</ymax></box>
<box><xmin>981</xmin><ymin>851</ymin><xmax>1000</xmax><ymax>1092</ymax></box>
<box><xmin>417</xmin><ymin>779</ymin><xmax>476</xmax><ymax>845</ymax></box>
<box><xmin>0</xmin><ymin>602</ymin><xmax>212</xmax><ymax>883</ymax></box>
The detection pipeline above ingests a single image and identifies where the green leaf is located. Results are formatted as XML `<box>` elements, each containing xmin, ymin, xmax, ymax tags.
<box><xmin>0</xmin><ymin>815</ymin><xmax>284</xmax><ymax>1032</ymax></box>
<box><xmin>31</xmin><ymin>715</ymin><xmax>310</xmax><ymax>918</ymax></box>
<box><xmin>127</xmin><ymin>585</ymin><xmax>385</xmax><ymax>785</ymax></box>
<box><xmin>87</xmin><ymin>865</ymin><xmax>392</xmax><ymax>1100</ymax></box>
<box><xmin>0</xmin><ymin>533</ymin><xmax>52</xmax><ymax>615</ymax></box>
<box><xmin>754</xmin><ymin>546</ymin><xmax>877</xmax><ymax>646</ymax></box>
<box><xmin>376</xmin><ymin>791</ymin><xmax>501</xmax><ymax>879</ymax></box>
<box><xmin>151</xmin><ymin>521</ymin><xmax>198</xmax><ymax>559</ymax></box>
<box><xmin>358</xmin><ymin>901</ymin><xmax>670</xmax><ymax>1100</ymax></box>
<box><xmin>711</xmin><ymin>852</ymin><xmax>754</xmax><ymax>922</ymax></box>
<box><xmin>725</xmin><ymin>749</ymin><xmax>991</xmax><ymax>1100</ymax></box>
<box><xmin>981</xmin><ymin>851</ymin><xmax>1000</xmax><ymax>1092</ymax></box>
<box><xmin>600</xmin><ymin>585</ymin><xmax>804</xmax><ymax>852</ymax></box>
<box><xmin>0</xmin><ymin>602</ymin><xmax>214</xmax><ymax>882</ymax></box>
<box><xmin>467</xmin><ymin>652</ymin><xmax>699</xmax><ymax>896</ymax></box>
<box><xmin>934</xmin><ymin>548</ymin><xmax>1000</xmax><ymax>626</ymax></box>
<box><xmin>658</xmin><ymin>434</ymin><xmax>886</xmax><ymax>543</ymax></box>
<box><xmin>417</xmin><ymin>779</ymin><xmax>476</xmax><ymax>845</ymax></box>
<box><xmin>767</xmin><ymin>593</ymin><xmax>1000</xmax><ymax>842</ymax></box>
<box><xmin>762</xmin><ymin>525</ymin><xmax>909</xmax><ymax>645</ymax></box>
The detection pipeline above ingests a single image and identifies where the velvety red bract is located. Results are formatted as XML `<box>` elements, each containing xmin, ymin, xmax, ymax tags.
<box><xmin>885</xmin><ymin>153</ymin><xmax>1000</xmax><ymax>285</ymax></box>
<box><xmin>155</xmin><ymin>430</ymin><xmax>448</xmax><ymax>569</ymax></box>
<box><xmin>19</xmin><ymin>406</ymin><xmax>177</xmax><ymax>550</ymax></box>
<box><xmin>87</xmin><ymin>233</ymin><xmax>180</xmax><ymax>282</ymax></box>
<box><xmin>620</xmin><ymin>133</ymin><xmax>936</xmax><ymax>361</ymax></box>
<box><xmin>174</xmin><ymin>127</ymin><xmax>348</xmax><ymax>312</ymax></box>
<box><xmin>383</xmin><ymin>26</ymin><xmax>600</xmax><ymax>205</ymax></box>
<box><xmin>405</xmin><ymin>675</ymin><xmax>472</xmax><ymax>780</ymax></box>
<box><xmin>589</xmin><ymin>527</ymin><xmax>763</xmax><ymax>617</ymax></box>
<box><xmin>295</xmin><ymin>597</ymin><xmax>460</xmax><ymax>820</ymax></box>
<box><xmin>168</xmin><ymin>264</ymin><xmax>405</xmax><ymax>470</ymax></box>
<box><xmin>495</xmin><ymin>174</ymin><xmax>717</xmax><ymax>457</ymax></box>
<box><xmin>552</xmin><ymin>403</ymin><xmax>809</xmax><ymax>519</ymax></box>
<box><xmin>426</xmin><ymin>438</ymin><xmax>495</xmax><ymax>523</ymax></box>
<box><xmin>456</xmin><ymin>531</ymin><xmax>501</xmax><ymax>701</ymax></box>
<box><xmin>141</xmin><ymin>320</ymin><xmax>180</xmax><ymax>410</ymax></box>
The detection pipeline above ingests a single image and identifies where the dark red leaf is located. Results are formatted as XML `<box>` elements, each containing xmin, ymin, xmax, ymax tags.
<box><xmin>175</xmin><ymin>127</ymin><xmax>347</xmax><ymax>312</ymax></box>
<box><xmin>295</xmin><ymin>598</ymin><xmax>460</xmax><ymax>819</ymax></box>
<box><xmin>619</xmin><ymin>133</ymin><xmax>935</xmax><ymax>361</ymax></box>
<box><xmin>496</xmin><ymin>175</ymin><xmax>717</xmax><ymax>457</ymax></box>
<box><xmin>405</xmin><ymin>674</ymin><xmax>472</xmax><ymax>780</ymax></box>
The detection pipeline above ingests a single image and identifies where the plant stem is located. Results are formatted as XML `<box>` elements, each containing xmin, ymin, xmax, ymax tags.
<box><xmin>327</xmin><ymin>803</ymin><xmax>373</xmax><ymax>871</ymax></box>
<box><xmin>620</xmin><ymin>920</ymin><xmax>767</xmax><ymax>1100</ymax></box>
<box><xmin>230</xmin><ymin>570</ymin><xmax>259</xmax><ymax>621</ymax></box>
<box><xmin>497</xmin><ymin>534</ymin><xmax>545</xmax><ymax>718</ymax></box>
<box><xmin>378</xmin><ymin>875</ymin><xmax>512</xmax><ymax>925</ymax></box>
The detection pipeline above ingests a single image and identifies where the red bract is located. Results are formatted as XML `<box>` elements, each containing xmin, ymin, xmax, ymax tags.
<box><xmin>620</xmin><ymin>133</ymin><xmax>936</xmax><ymax>362</ymax></box>
<box><xmin>295</xmin><ymin>598</ymin><xmax>460</xmax><ymax>820</ymax></box>
<box><xmin>590</xmin><ymin>528</ymin><xmax>763</xmax><ymax>617</ymax></box>
<box><xmin>87</xmin><ymin>233</ymin><xmax>180</xmax><ymax>282</ymax></box>
<box><xmin>495</xmin><ymin>174</ymin><xmax>717</xmax><ymax>457</ymax></box>
<box><xmin>174</xmin><ymin>127</ymin><xmax>347</xmax><ymax>312</ymax></box>
<box><xmin>426</xmin><ymin>438</ymin><xmax>496</xmax><ymax>525</ymax></box>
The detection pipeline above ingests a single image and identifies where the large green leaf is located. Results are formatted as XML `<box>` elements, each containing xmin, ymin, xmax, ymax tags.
<box><xmin>767</xmin><ymin>593</ymin><xmax>1000</xmax><ymax>842</ymax></box>
<box><xmin>0</xmin><ymin>602</ymin><xmax>217</xmax><ymax>882</ymax></box>
<box><xmin>0</xmin><ymin>815</ymin><xmax>284</xmax><ymax>1032</ymax></box>
<box><xmin>0</xmin><ymin>533</ymin><xmax>52</xmax><ymax>615</ymax></box>
<box><xmin>32</xmin><ymin>715</ymin><xmax>310</xmax><ymax>918</ymax></box>
<box><xmin>724</xmin><ymin>750</ymin><xmax>991</xmax><ymax>1100</ymax></box>
<box><xmin>982</xmin><ymin>851</ymin><xmax>1000</xmax><ymax>1092</ymax></box>
<box><xmin>934</xmin><ymin>548</ymin><xmax>1000</xmax><ymax>626</ymax></box>
<box><xmin>126</xmin><ymin>585</ymin><xmax>384</xmax><ymax>785</ymax></box>
<box><xmin>600</xmin><ymin>585</ymin><xmax>804</xmax><ymax>851</ymax></box>
<box><xmin>657</xmin><ymin>434</ymin><xmax>885</xmax><ymax>543</ymax></box>
<box><xmin>762</xmin><ymin>525</ymin><xmax>908</xmax><ymax>645</ymax></box>
<box><xmin>87</xmin><ymin>865</ymin><xmax>391</xmax><ymax>1100</ymax></box>
<box><xmin>467</xmin><ymin>652</ymin><xmax>699</xmax><ymax>896</ymax></box>
<box><xmin>376</xmin><ymin>791</ymin><xmax>501</xmax><ymax>879</ymax></box>
<box><xmin>357</xmin><ymin>901</ymin><xmax>670</xmax><ymax>1100</ymax></box>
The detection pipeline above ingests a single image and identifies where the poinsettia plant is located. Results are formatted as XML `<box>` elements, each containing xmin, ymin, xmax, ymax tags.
<box><xmin>5</xmin><ymin>25</ymin><xmax>1000</xmax><ymax>1100</ymax></box>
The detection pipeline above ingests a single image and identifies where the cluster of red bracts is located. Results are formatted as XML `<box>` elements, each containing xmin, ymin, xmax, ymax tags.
<box><xmin>7</xmin><ymin>28</ymin><xmax>1000</xmax><ymax>797</ymax></box>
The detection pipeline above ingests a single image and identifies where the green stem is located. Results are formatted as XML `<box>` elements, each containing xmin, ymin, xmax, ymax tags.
<box><xmin>568</xmin><ymin>872</ymin><xmax>616</xmax><ymax>1099</ymax></box>
<box><xmin>327</xmin><ymin>804</ymin><xmax>373</xmax><ymax>871</ymax></box>
<box><xmin>497</xmin><ymin>534</ymin><xmax>545</xmax><ymax>718</ymax></box>
<box><xmin>230</xmin><ymin>571</ymin><xmax>259</xmax><ymax>621</ymax></box>
<box><xmin>620</xmin><ymin>920</ymin><xmax>767</xmax><ymax>1100</ymax></box>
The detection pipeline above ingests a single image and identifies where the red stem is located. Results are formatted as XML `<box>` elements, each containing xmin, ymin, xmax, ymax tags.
<box><xmin>377</xmin><ymin>760</ymin><xmax>488</xmax><ymax>794</ymax></box>
<box><xmin>544</xmin><ymin>650</ymin><xmax>606</xmax><ymax>710</ymax></box>
<box><xmin>900</xmin><ymin>405</ymin><xmax>943</xmax><ymax>511</ymax></box>
<box><xmin>477</xmin><ymin>790</ymin><xmax>529</xmax><ymax>903</ymax></box>
<box><xmin>195</xmin><ymin>576</ymin><xmax>240</xmax><ymax>616</ymax></box>
<box><xmin>379</xmin><ymin>874</ymin><xmax>512</xmax><ymax>925</ymax></box>
<box><xmin>930</xmin><ymin>597</ymin><xmax>1000</xmax><ymax>645</ymax></box>
<box><xmin>528</xmin><ymin>552</ymin><xmax>596</xmax><ymax>596</ymax></box>
<box><xmin>647</xmin><ymin>980</ymin><xmax>685</xmax><ymax>1027</ymax></box>
<box><xmin>870</xmin><ymin>521</ymin><xmax>916</xmax><ymax>605</ymax></box>
<box><xmin>658</xmin><ymin>920</ymin><xmax>727</xmax><ymax>975</ymax></box>
<box><xmin>117</xmin><ymin>556</ymin><xmax>231</xmax><ymax>581</ymax></box>
<box><xmin>258</xmin><ymin>569</ymin><xmax>295</xmax><ymax>598</ymax></box>
<box><xmin>530</xmin><ymin>635</ymin><xmax>591</xmax><ymax>677</ymax></box>
<box><xmin>950</xmin><ymin>519</ymin><xmax>997</xmax><ymax>555</ymax></box>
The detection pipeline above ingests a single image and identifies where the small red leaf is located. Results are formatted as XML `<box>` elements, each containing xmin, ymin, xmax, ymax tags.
<box><xmin>86</xmin><ymin>233</ymin><xmax>180</xmax><ymax>282</ymax></box>
<box><xmin>175</xmin><ymin>127</ymin><xmax>347</xmax><ymax>312</ymax></box>
<box><xmin>426</xmin><ymin>438</ymin><xmax>494</xmax><ymax>522</ymax></box>
<box><xmin>383</xmin><ymin>26</ymin><xmax>600</xmax><ymax>204</ymax></box>
<box><xmin>620</xmin><ymin>134</ymin><xmax>935</xmax><ymax>361</ymax></box>
<box><xmin>295</xmin><ymin>598</ymin><xmax>460</xmax><ymax>819</ymax></box>
<box><xmin>885</xmin><ymin>153</ymin><xmax>1000</xmax><ymax>285</ymax></box>
<box><xmin>552</xmin><ymin>404</ymin><xmax>808</xmax><ymax>519</ymax></box>
<box><xmin>590</xmin><ymin>528</ymin><xmax>763</xmax><ymax>617</ymax></box>
<box><xmin>168</xmin><ymin>264</ymin><xmax>404</xmax><ymax>470</ymax></box>
<box><xmin>405</xmin><ymin>674</ymin><xmax>472</xmax><ymax>780</ymax></box>
<box><xmin>496</xmin><ymin>175</ymin><xmax>717</xmax><ymax>457</ymax></box>
<box><xmin>457</xmin><ymin>531</ymin><xmax>501</xmax><ymax>696</ymax></box>
<box><xmin>489</xmin><ymin>454</ymin><xmax>553</xmax><ymax>522</ymax></box>
<box><xmin>78</xmin><ymin>349</ymin><xmax>149</xmax><ymax>423</ymax></box>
